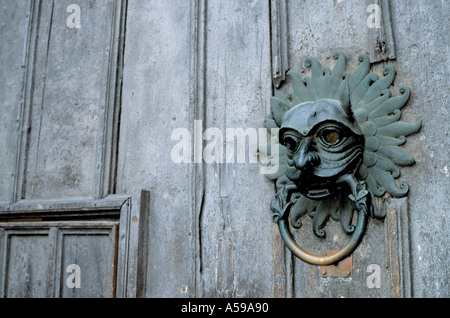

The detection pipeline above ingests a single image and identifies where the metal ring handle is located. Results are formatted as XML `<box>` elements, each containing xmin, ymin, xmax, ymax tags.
<box><xmin>277</xmin><ymin>207</ymin><xmax>367</xmax><ymax>266</ymax></box>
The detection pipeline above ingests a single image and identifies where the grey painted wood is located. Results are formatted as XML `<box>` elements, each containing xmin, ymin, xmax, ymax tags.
<box><xmin>0</xmin><ymin>221</ymin><xmax>118</xmax><ymax>298</ymax></box>
<box><xmin>279</xmin><ymin>0</ymin><xmax>448</xmax><ymax>298</ymax></box>
<box><xmin>0</xmin><ymin>194</ymin><xmax>147</xmax><ymax>297</ymax></box>
<box><xmin>118</xmin><ymin>0</ymin><xmax>448</xmax><ymax>298</ymax></box>
<box><xmin>0</xmin><ymin>226</ymin><xmax>54</xmax><ymax>297</ymax></box>
<box><xmin>285</xmin><ymin>0</ymin><xmax>371</xmax><ymax>72</ymax></box>
<box><xmin>0</xmin><ymin>195</ymin><xmax>129</xmax><ymax>217</ymax></box>
<box><xmin>384</xmin><ymin>197</ymin><xmax>412</xmax><ymax>298</ymax></box>
<box><xmin>199</xmin><ymin>0</ymin><xmax>275</xmax><ymax>298</ymax></box>
<box><xmin>389</xmin><ymin>0</ymin><xmax>449</xmax><ymax>297</ymax></box>
<box><xmin>366</xmin><ymin>0</ymin><xmax>396</xmax><ymax>63</ymax></box>
<box><xmin>117</xmin><ymin>0</ymin><xmax>196</xmax><ymax>297</ymax></box>
<box><xmin>0</xmin><ymin>0</ymin><xmax>34</xmax><ymax>204</ymax></box>
<box><xmin>188</xmin><ymin>0</ymin><xmax>206</xmax><ymax>298</ymax></box>
<box><xmin>270</xmin><ymin>0</ymin><xmax>289</xmax><ymax>88</ymax></box>
<box><xmin>1</xmin><ymin>0</ymin><xmax>448</xmax><ymax>298</ymax></box>
<box><xmin>0</xmin><ymin>0</ymin><xmax>125</xmax><ymax>201</ymax></box>
<box><xmin>56</xmin><ymin>223</ymin><xmax>118</xmax><ymax>298</ymax></box>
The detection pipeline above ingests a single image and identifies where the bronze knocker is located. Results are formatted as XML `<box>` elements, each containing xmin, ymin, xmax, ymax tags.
<box><xmin>261</xmin><ymin>51</ymin><xmax>421</xmax><ymax>265</ymax></box>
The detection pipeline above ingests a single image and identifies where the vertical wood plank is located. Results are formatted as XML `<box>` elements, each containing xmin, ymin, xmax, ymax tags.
<box><xmin>188</xmin><ymin>0</ymin><xmax>207</xmax><ymax>298</ymax></box>
<box><xmin>0</xmin><ymin>0</ymin><xmax>38</xmax><ymax>203</ymax></box>
<box><xmin>270</xmin><ymin>0</ymin><xmax>289</xmax><ymax>88</ymax></box>
<box><xmin>132</xmin><ymin>190</ymin><xmax>150</xmax><ymax>298</ymax></box>
<box><xmin>384</xmin><ymin>197</ymin><xmax>412</xmax><ymax>298</ymax></box>
<box><xmin>366</xmin><ymin>0</ymin><xmax>396</xmax><ymax>63</ymax></box>
<box><xmin>200</xmin><ymin>0</ymin><xmax>274</xmax><ymax>297</ymax></box>
<box><xmin>117</xmin><ymin>0</ymin><xmax>195</xmax><ymax>297</ymax></box>
<box><xmin>95</xmin><ymin>0</ymin><xmax>127</xmax><ymax>199</ymax></box>
<box><xmin>0</xmin><ymin>228</ymin><xmax>6</xmax><ymax>297</ymax></box>
<box><xmin>116</xmin><ymin>194</ymin><xmax>147</xmax><ymax>298</ymax></box>
<box><xmin>391</xmin><ymin>0</ymin><xmax>448</xmax><ymax>297</ymax></box>
<box><xmin>53</xmin><ymin>225</ymin><xmax>63</xmax><ymax>298</ymax></box>
<box><xmin>47</xmin><ymin>227</ymin><xmax>58</xmax><ymax>297</ymax></box>
<box><xmin>272</xmin><ymin>224</ymin><xmax>287</xmax><ymax>297</ymax></box>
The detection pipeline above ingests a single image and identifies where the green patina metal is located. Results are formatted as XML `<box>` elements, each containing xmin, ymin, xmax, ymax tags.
<box><xmin>260</xmin><ymin>51</ymin><xmax>421</xmax><ymax>265</ymax></box>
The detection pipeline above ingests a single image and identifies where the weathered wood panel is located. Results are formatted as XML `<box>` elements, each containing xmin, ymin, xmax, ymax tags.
<box><xmin>56</xmin><ymin>224</ymin><xmax>118</xmax><ymax>298</ymax></box>
<box><xmin>366</xmin><ymin>0</ymin><xmax>396</xmax><ymax>62</ymax></box>
<box><xmin>285</xmin><ymin>0</ymin><xmax>370</xmax><ymax>71</ymax></box>
<box><xmin>390</xmin><ymin>0</ymin><xmax>449</xmax><ymax>297</ymax></box>
<box><xmin>0</xmin><ymin>193</ymin><xmax>147</xmax><ymax>298</ymax></box>
<box><xmin>117</xmin><ymin>0</ymin><xmax>195</xmax><ymax>297</ymax></box>
<box><xmin>0</xmin><ymin>221</ymin><xmax>118</xmax><ymax>298</ymax></box>
<box><xmin>199</xmin><ymin>0</ymin><xmax>274</xmax><ymax>297</ymax></box>
<box><xmin>384</xmin><ymin>198</ymin><xmax>411</xmax><ymax>298</ymax></box>
<box><xmin>0</xmin><ymin>0</ymin><xmax>126</xmax><ymax>201</ymax></box>
<box><xmin>0</xmin><ymin>0</ymin><xmax>33</xmax><ymax>203</ymax></box>
<box><xmin>0</xmin><ymin>229</ymin><xmax>54</xmax><ymax>297</ymax></box>
<box><xmin>118</xmin><ymin>0</ymin><xmax>277</xmax><ymax>297</ymax></box>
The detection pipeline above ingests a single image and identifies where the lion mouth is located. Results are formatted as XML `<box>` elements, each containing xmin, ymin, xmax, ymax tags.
<box><xmin>284</xmin><ymin>143</ymin><xmax>363</xmax><ymax>199</ymax></box>
<box><xmin>285</xmin><ymin>145</ymin><xmax>363</xmax><ymax>181</ymax></box>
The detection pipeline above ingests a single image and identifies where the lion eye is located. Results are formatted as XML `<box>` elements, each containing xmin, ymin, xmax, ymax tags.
<box><xmin>318</xmin><ymin>127</ymin><xmax>345</xmax><ymax>146</ymax></box>
<box><xmin>323</xmin><ymin>130</ymin><xmax>340</xmax><ymax>144</ymax></box>
<box><xmin>282</xmin><ymin>135</ymin><xmax>300</xmax><ymax>152</ymax></box>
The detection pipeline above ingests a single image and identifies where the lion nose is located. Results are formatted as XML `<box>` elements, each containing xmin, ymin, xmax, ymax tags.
<box><xmin>294</xmin><ymin>138</ymin><xmax>320</xmax><ymax>169</ymax></box>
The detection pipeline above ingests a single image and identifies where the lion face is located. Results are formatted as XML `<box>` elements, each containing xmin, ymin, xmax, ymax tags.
<box><xmin>280</xmin><ymin>99</ymin><xmax>364</xmax><ymax>199</ymax></box>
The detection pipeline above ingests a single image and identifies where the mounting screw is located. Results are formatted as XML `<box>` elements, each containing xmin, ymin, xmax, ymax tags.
<box><xmin>346</xmin><ymin>270</ymin><xmax>351</xmax><ymax>276</ymax></box>
<box><xmin>321</xmin><ymin>270</ymin><xmax>327</xmax><ymax>275</ymax></box>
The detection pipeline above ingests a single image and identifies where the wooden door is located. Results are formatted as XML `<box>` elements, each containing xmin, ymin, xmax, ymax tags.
<box><xmin>118</xmin><ymin>0</ymin><xmax>447</xmax><ymax>298</ymax></box>
<box><xmin>0</xmin><ymin>0</ymin><xmax>146</xmax><ymax>298</ymax></box>
<box><xmin>1</xmin><ymin>0</ymin><xmax>448</xmax><ymax>298</ymax></box>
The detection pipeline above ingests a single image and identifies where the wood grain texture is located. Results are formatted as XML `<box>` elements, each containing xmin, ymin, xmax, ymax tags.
<box><xmin>0</xmin><ymin>0</ymin><xmax>127</xmax><ymax>201</ymax></box>
<box><xmin>199</xmin><ymin>0</ymin><xmax>274</xmax><ymax>297</ymax></box>
<box><xmin>0</xmin><ymin>193</ymin><xmax>147</xmax><ymax>298</ymax></box>
<box><xmin>117</xmin><ymin>0</ymin><xmax>196</xmax><ymax>297</ymax></box>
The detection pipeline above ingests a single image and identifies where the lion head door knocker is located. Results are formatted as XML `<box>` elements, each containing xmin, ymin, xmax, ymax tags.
<box><xmin>260</xmin><ymin>51</ymin><xmax>421</xmax><ymax>265</ymax></box>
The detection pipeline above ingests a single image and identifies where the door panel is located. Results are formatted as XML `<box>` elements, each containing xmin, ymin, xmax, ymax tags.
<box><xmin>278</xmin><ymin>0</ymin><xmax>447</xmax><ymax>298</ymax></box>
<box><xmin>0</xmin><ymin>221</ymin><xmax>118</xmax><ymax>298</ymax></box>
<box><xmin>2</xmin><ymin>231</ymin><xmax>54</xmax><ymax>297</ymax></box>
<box><xmin>0</xmin><ymin>0</ymin><xmax>125</xmax><ymax>202</ymax></box>
<box><xmin>57</xmin><ymin>225</ymin><xmax>118</xmax><ymax>298</ymax></box>
<box><xmin>0</xmin><ymin>0</ymin><xmax>33</xmax><ymax>203</ymax></box>
<box><xmin>0</xmin><ymin>194</ymin><xmax>148</xmax><ymax>298</ymax></box>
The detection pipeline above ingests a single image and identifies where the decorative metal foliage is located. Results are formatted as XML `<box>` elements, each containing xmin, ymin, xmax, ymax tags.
<box><xmin>260</xmin><ymin>51</ymin><xmax>421</xmax><ymax>238</ymax></box>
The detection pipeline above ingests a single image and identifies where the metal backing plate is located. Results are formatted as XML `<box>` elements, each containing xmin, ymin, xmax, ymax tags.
<box><xmin>319</xmin><ymin>250</ymin><xmax>353</xmax><ymax>278</ymax></box>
